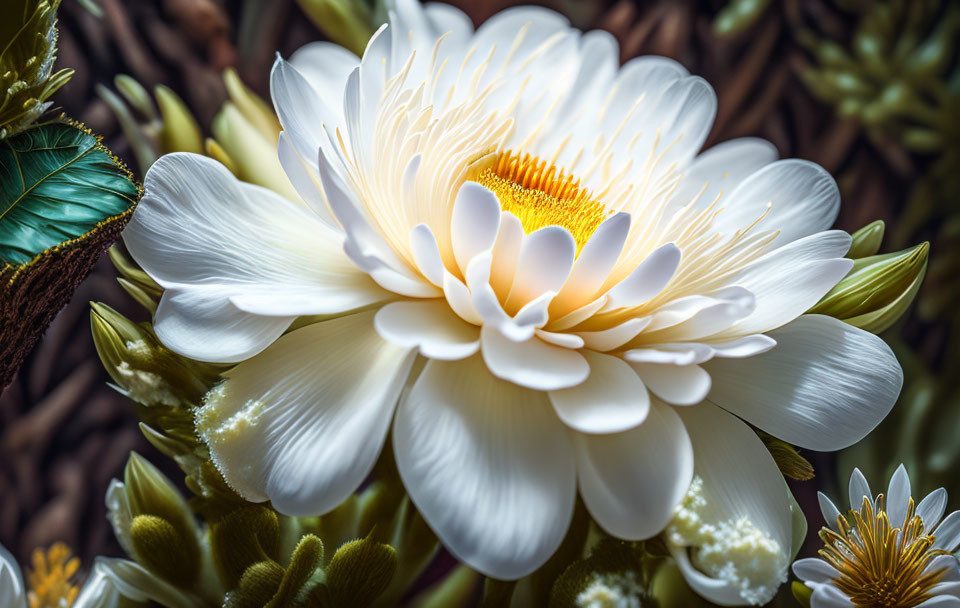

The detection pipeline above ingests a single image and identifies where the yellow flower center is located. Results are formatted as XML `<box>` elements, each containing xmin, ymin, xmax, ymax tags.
<box><xmin>27</xmin><ymin>543</ymin><xmax>80</xmax><ymax>608</ymax></box>
<box><xmin>819</xmin><ymin>495</ymin><xmax>949</xmax><ymax>608</ymax></box>
<box><xmin>476</xmin><ymin>151</ymin><xmax>613</xmax><ymax>252</ymax></box>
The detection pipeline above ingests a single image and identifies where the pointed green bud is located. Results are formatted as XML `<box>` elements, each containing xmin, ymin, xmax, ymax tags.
<box><xmin>123</xmin><ymin>453</ymin><xmax>201</xmax><ymax>586</ymax></box>
<box><xmin>204</xmin><ymin>137</ymin><xmax>237</xmax><ymax>175</ymax></box>
<box><xmin>229</xmin><ymin>560</ymin><xmax>284</xmax><ymax>608</ymax></box>
<box><xmin>114</xmin><ymin>74</ymin><xmax>157</xmax><ymax>121</ymax></box>
<box><xmin>155</xmin><ymin>84</ymin><xmax>204</xmax><ymax>154</ymax></box>
<box><xmin>108</xmin><ymin>245</ymin><xmax>162</xmax><ymax>304</ymax></box>
<box><xmin>809</xmin><ymin>241</ymin><xmax>929</xmax><ymax>333</ymax></box>
<box><xmin>847</xmin><ymin>220</ymin><xmax>885</xmax><ymax>259</ymax></box>
<box><xmin>211</xmin><ymin>506</ymin><xmax>281</xmax><ymax>588</ymax></box>
<box><xmin>792</xmin><ymin>581</ymin><xmax>813</xmax><ymax>607</ymax></box>
<box><xmin>90</xmin><ymin>302</ymin><xmax>218</xmax><ymax>406</ymax></box>
<box><xmin>326</xmin><ymin>536</ymin><xmax>398</xmax><ymax>607</ymax></box>
<box><xmin>266</xmin><ymin>535</ymin><xmax>324</xmax><ymax>608</ymax></box>
<box><xmin>130</xmin><ymin>514</ymin><xmax>200</xmax><ymax>586</ymax></box>
<box><xmin>294</xmin><ymin>0</ymin><xmax>374</xmax><ymax>57</ymax></box>
<box><xmin>117</xmin><ymin>277</ymin><xmax>158</xmax><ymax>315</ymax></box>
<box><xmin>223</xmin><ymin>68</ymin><xmax>280</xmax><ymax>142</ymax></box>
<box><xmin>97</xmin><ymin>83</ymin><xmax>160</xmax><ymax>173</ymax></box>
<box><xmin>757</xmin><ymin>432</ymin><xmax>814</xmax><ymax>481</ymax></box>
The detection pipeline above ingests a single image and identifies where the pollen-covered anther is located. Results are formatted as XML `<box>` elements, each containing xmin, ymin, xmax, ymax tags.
<box><xmin>477</xmin><ymin>150</ymin><xmax>613</xmax><ymax>252</ymax></box>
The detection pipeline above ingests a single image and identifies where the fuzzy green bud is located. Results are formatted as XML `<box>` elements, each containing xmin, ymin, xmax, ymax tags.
<box><xmin>211</xmin><ymin>506</ymin><xmax>281</xmax><ymax>588</ymax></box>
<box><xmin>326</xmin><ymin>536</ymin><xmax>398</xmax><ymax>607</ymax></box>
<box><xmin>810</xmin><ymin>241</ymin><xmax>928</xmax><ymax>333</ymax></box>
<box><xmin>229</xmin><ymin>561</ymin><xmax>285</xmax><ymax>608</ymax></box>
<box><xmin>266</xmin><ymin>535</ymin><xmax>324</xmax><ymax>608</ymax></box>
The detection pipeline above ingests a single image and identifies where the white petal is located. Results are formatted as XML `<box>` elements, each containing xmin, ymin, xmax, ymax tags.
<box><xmin>810</xmin><ymin>583</ymin><xmax>854</xmax><ymax>608</ymax></box>
<box><xmin>603</xmin><ymin>243</ymin><xmax>681</xmax><ymax>310</ymax></box>
<box><xmin>916</xmin><ymin>598</ymin><xmax>960</xmax><ymax>608</ymax></box>
<box><xmin>886</xmin><ymin>464</ymin><xmax>911</xmax><ymax>528</ymax></box>
<box><xmin>818</xmin><ymin>492</ymin><xmax>842</xmax><ymax>531</ymax></box>
<box><xmin>670</xmin><ymin>549</ymin><xmax>746</xmax><ymax>607</ymax></box>
<box><xmin>197</xmin><ymin>311</ymin><xmax>415</xmax><ymax>515</ymax></box>
<box><xmin>410</xmin><ymin>224</ymin><xmax>445</xmax><ymax>286</ymax></box>
<box><xmin>714</xmin><ymin>159</ymin><xmax>841</xmax><ymax>246</ymax></box>
<box><xmin>918</xmin><ymin>488</ymin><xmax>948</xmax><ymax>533</ymax></box>
<box><xmin>576</xmin><ymin>317</ymin><xmax>652</xmax><ymax>351</ymax></box>
<box><xmin>289</xmin><ymin>42</ymin><xmax>359</xmax><ymax>118</ymax></box>
<box><xmin>374</xmin><ymin>300</ymin><xmax>480</xmax><ymax>360</ymax></box>
<box><xmin>489</xmin><ymin>212</ymin><xmax>524</xmax><ymax>296</ymax></box>
<box><xmin>443</xmin><ymin>270</ymin><xmax>482</xmax><ymax>325</ymax></box>
<box><xmin>452</xmin><ymin>182</ymin><xmax>502</xmax><ymax>274</ymax></box>
<box><xmin>930</xmin><ymin>582</ymin><xmax>960</xmax><ymax>598</ymax></box>
<box><xmin>705</xmin><ymin>315</ymin><xmax>903</xmax><ymax>451</ymax></box>
<box><xmin>270</xmin><ymin>56</ymin><xmax>338</xmax><ymax>172</ymax></box>
<box><xmin>480</xmin><ymin>326</ymin><xmax>588</xmax><ymax>390</ymax></box>
<box><xmin>671</xmin><ymin>403</ymin><xmax>792</xmax><ymax>606</ymax></box>
<box><xmin>631</xmin><ymin>362</ymin><xmax>711</xmax><ymax>406</ymax></box>
<box><xmin>722</xmin><ymin>230</ymin><xmax>853</xmax><ymax>336</ymax></box>
<box><xmin>73</xmin><ymin>558</ymin><xmax>199</xmax><ymax>608</ymax></box>
<box><xmin>393</xmin><ymin>356</ymin><xmax>576</xmax><ymax>579</ymax></box>
<box><xmin>576</xmin><ymin>400</ymin><xmax>693</xmax><ymax>539</ymax></box>
<box><xmin>644</xmin><ymin>286</ymin><xmax>754</xmax><ymax>342</ymax></box>
<box><xmin>535</xmin><ymin>329</ymin><xmax>584</xmax><ymax>349</ymax></box>
<box><xmin>0</xmin><ymin>544</ymin><xmax>26</xmax><ymax>608</ymax></box>
<box><xmin>927</xmin><ymin>555</ymin><xmax>960</xmax><ymax>580</ymax></box>
<box><xmin>551</xmin><ymin>212</ymin><xmax>630</xmax><ymax>314</ymax></box>
<box><xmin>504</xmin><ymin>226</ymin><xmax>576</xmax><ymax>313</ymax></box>
<box><xmin>125</xmin><ymin>153</ymin><xmax>387</xmax><ymax>361</ymax></box>
<box><xmin>623</xmin><ymin>343</ymin><xmax>716</xmax><ymax>365</ymax></box>
<box><xmin>709</xmin><ymin>334</ymin><xmax>777</xmax><ymax>358</ymax></box>
<box><xmin>792</xmin><ymin>558</ymin><xmax>840</xmax><ymax>584</ymax></box>
<box><xmin>848</xmin><ymin>468</ymin><xmax>873</xmax><ymax>511</ymax></box>
<box><xmin>549</xmin><ymin>351</ymin><xmax>650</xmax><ymax>434</ymax></box>
<box><xmin>667</xmin><ymin>137</ymin><xmax>779</xmax><ymax>219</ymax></box>
<box><xmin>933</xmin><ymin>511</ymin><xmax>960</xmax><ymax>552</ymax></box>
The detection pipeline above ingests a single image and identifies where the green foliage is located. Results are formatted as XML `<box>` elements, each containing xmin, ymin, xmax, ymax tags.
<box><xmin>0</xmin><ymin>122</ymin><xmax>139</xmax><ymax>265</ymax></box>
<box><xmin>0</xmin><ymin>0</ymin><xmax>73</xmax><ymax>138</ymax></box>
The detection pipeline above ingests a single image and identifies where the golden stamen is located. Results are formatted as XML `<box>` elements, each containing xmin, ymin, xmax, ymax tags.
<box><xmin>27</xmin><ymin>542</ymin><xmax>80</xmax><ymax>608</ymax></box>
<box><xmin>818</xmin><ymin>495</ymin><xmax>949</xmax><ymax>608</ymax></box>
<box><xmin>476</xmin><ymin>150</ymin><xmax>613</xmax><ymax>252</ymax></box>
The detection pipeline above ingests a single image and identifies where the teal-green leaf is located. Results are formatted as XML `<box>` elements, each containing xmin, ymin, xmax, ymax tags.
<box><xmin>0</xmin><ymin>122</ymin><xmax>139</xmax><ymax>265</ymax></box>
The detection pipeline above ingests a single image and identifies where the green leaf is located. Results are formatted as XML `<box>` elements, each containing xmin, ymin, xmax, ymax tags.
<box><xmin>0</xmin><ymin>122</ymin><xmax>139</xmax><ymax>265</ymax></box>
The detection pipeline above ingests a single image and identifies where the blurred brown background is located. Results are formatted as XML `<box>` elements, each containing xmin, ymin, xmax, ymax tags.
<box><xmin>1</xmin><ymin>0</ymin><xmax>956</xmax><ymax>580</ymax></box>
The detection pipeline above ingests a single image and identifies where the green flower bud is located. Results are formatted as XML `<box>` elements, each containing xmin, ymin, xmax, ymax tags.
<box><xmin>123</xmin><ymin>453</ymin><xmax>201</xmax><ymax>587</ymax></box>
<box><xmin>757</xmin><ymin>431</ymin><xmax>814</xmax><ymax>481</ymax></box>
<box><xmin>295</xmin><ymin>0</ymin><xmax>375</xmax><ymax>57</ymax></box>
<box><xmin>222</xmin><ymin>68</ymin><xmax>280</xmax><ymax>143</ymax></box>
<box><xmin>266</xmin><ymin>535</ymin><xmax>324</xmax><ymax>608</ymax></box>
<box><xmin>211</xmin><ymin>506</ymin><xmax>281</xmax><ymax>588</ymax></box>
<box><xmin>229</xmin><ymin>561</ymin><xmax>285</xmax><ymax>608</ymax></box>
<box><xmin>792</xmin><ymin>581</ymin><xmax>813</xmax><ymax>607</ymax></box>
<box><xmin>326</xmin><ymin>536</ymin><xmax>398</xmax><ymax>607</ymax></box>
<box><xmin>204</xmin><ymin>137</ymin><xmax>237</xmax><ymax>175</ymax></box>
<box><xmin>155</xmin><ymin>84</ymin><xmax>204</xmax><ymax>154</ymax></box>
<box><xmin>847</xmin><ymin>220</ymin><xmax>885</xmax><ymax>259</ymax></box>
<box><xmin>712</xmin><ymin>0</ymin><xmax>772</xmax><ymax>37</ymax></box>
<box><xmin>114</xmin><ymin>74</ymin><xmax>157</xmax><ymax>122</ymax></box>
<box><xmin>107</xmin><ymin>245</ymin><xmax>162</xmax><ymax>306</ymax></box>
<box><xmin>808</xmin><ymin>241</ymin><xmax>929</xmax><ymax>334</ymax></box>
<box><xmin>130</xmin><ymin>514</ymin><xmax>200</xmax><ymax>587</ymax></box>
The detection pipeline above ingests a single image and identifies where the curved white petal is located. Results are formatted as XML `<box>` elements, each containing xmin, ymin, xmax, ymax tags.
<box><xmin>480</xmin><ymin>325</ymin><xmax>589</xmax><ymax>390</ymax></box>
<box><xmin>289</xmin><ymin>42</ymin><xmax>359</xmax><ymax>118</ymax></box>
<box><xmin>576</xmin><ymin>400</ymin><xmax>693</xmax><ymax>540</ymax></box>
<box><xmin>705</xmin><ymin>315</ymin><xmax>903</xmax><ymax>451</ymax></box>
<box><xmin>631</xmin><ymin>362</ymin><xmax>711</xmax><ymax>406</ymax></box>
<box><xmin>810</xmin><ymin>583</ymin><xmax>854</xmax><ymax>608</ymax></box>
<box><xmin>623</xmin><ymin>343</ymin><xmax>716</xmax><ymax>366</ymax></box>
<box><xmin>549</xmin><ymin>351</ymin><xmax>650</xmax><ymax>434</ymax></box>
<box><xmin>452</xmin><ymin>182</ymin><xmax>502</xmax><ymax>274</ymax></box>
<box><xmin>73</xmin><ymin>558</ymin><xmax>201</xmax><ymax>608</ymax></box>
<box><xmin>551</xmin><ymin>212</ymin><xmax>630</xmax><ymax>314</ymax></box>
<box><xmin>278</xmin><ymin>131</ymin><xmax>337</xmax><ymax>226</ymax></box>
<box><xmin>933</xmin><ymin>511</ymin><xmax>960</xmax><ymax>552</ymax></box>
<box><xmin>792</xmin><ymin>558</ymin><xmax>840</xmax><ymax>584</ymax></box>
<box><xmin>0</xmin><ymin>544</ymin><xmax>26</xmax><ymax>608</ymax></box>
<box><xmin>709</xmin><ymin>335</ymin><xmax>777</xmax><ymax>358</ymax></box>
<box><xmin>504</xmin><ymin>226</ymin><xmax>576</xmax><ymax>313</ymax></box>
<box><xmin>196</xmin><ymin>311</ymin><xmax>415</xmax><ymax>515</ymax></box>
<box><xmin>848</xmin><ymin>467</ymin><xmax>873</xmax><ymax>511</ymax></box>
<box><xmin>604</xmin><ymin>243</ymin><xmax>681</xmax><ymax>310</ymax></box>
<box><xmin>671</xmin><ymin>402</ymin><xmax>792</xmax><ymax>606</ymax></box>
<box><xmin>918</xmin><ymin>488</ymin><xmax>948</xmax><ymax>534</ymax></box>
<box><xmin>818</xmin><ymin>492</ymin><xmax>842</xmax><ymax>531</ymax></box>
<box><xmin>375</xmin><ymin>299</ymin><xmax>480</xmax><ymax>360</ymax></box>
<box><xmin>886</xmin><ymin>464</ymin><xmax>912</xmax><ymax>528</ymax></box>
<box><xmin>714</xmin><ymin>159</ymin><xmax>841</xmax><ymax>246</ymax></box>
<box><xmin>576</xmin><ymin>317</ymin><xmax>652</xmax><ymax>351</ymax></box>
<box><xmin>124</xmin><ymin>153</ymin><xmax>387</xmax><ymax>361</ymax></box>
<box><xmin>393</xmin><ymin>356</ymin><xmax>576</xmax><ymax>579</ymax></box>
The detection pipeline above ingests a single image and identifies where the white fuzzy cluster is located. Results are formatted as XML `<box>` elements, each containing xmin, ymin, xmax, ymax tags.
<box><xmin>667</xmin><ymin>476</ymin><xmax>787</xmax><ymax>606</ymax></box>
<box><xmin>115</xmin><ymin>361</ymin><xmax>179</xmax><ymax>407</ymax></box>
<box><xmin>576</xmin><ymin>572</ymin><xmax>644</xmax><ymax>608</ymax></box>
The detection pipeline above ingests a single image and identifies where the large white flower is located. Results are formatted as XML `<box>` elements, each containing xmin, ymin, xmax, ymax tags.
<box><xmin>122</xmin><ymin>0</ymin><xmax>904</xmax><ymax>597</ymax></box>
<box><xmin>794</xmin><ymin>465</ymin><xmax>960</xmax><ymax>608</ymax></box>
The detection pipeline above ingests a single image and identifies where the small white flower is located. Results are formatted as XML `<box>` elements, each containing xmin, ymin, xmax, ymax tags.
<box><xmin>576</xmin><ymin>572</ymin><xmax>645</xmax><ymax>608</ymax></box>
<box><xmin>123</xmin><ymin>0</ymin><xmax>904</xmax><ymax>594</ymax></box>
<box><xmin>793</xmin><ymin>465</ymin><xmax>960</xmax><ymax>608</ymax></box>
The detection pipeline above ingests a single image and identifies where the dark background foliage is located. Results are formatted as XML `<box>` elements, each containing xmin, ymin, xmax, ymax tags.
<box><xmin>1</xmin><ymin>0</ymin><xmax>957</xmax><ymax>596</ymax></box>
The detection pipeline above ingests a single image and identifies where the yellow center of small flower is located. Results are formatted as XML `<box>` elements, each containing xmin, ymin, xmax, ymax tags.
<box><xmin>819</xmin><ymin>495</ymin><xmax>949</xmax><ymax>608</ymax></box>
<box><xmin>477</xmin><ymin>151</ymin><xmax>612</xmax><ymax>252</ymax></box>
<box><xmin>27</xmin><ymin>543</ymin><xmax>80</xmax><ymax>608</ymax></box>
